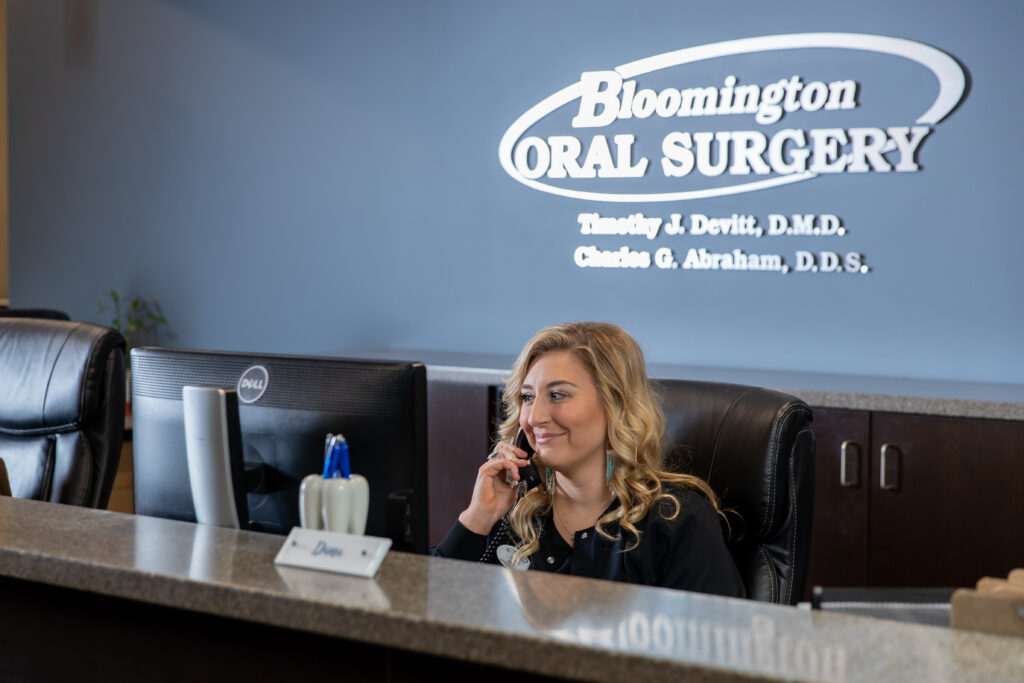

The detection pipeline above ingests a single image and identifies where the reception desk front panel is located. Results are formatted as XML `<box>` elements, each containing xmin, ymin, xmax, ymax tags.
<box><xmin>0</xmin><ymin>498</ymin><xmax>1021</xmax><ymax>681</ymax></box>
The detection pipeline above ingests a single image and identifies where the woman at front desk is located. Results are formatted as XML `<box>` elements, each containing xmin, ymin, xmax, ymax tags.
<box><xmin>431</xmin><ymin>322</ymin><xmax>745</xmax><ymax>598</ymax></box>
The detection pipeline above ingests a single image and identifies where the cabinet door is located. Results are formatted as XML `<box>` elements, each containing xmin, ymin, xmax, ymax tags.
<box><xmin>805</xmin><ymin>408</ymin><xmax>871</xmax><ymax>593</ymax></box>
<box><xmin>426</xmin><ymin>381</ymin><xmax>494</xmax><ymax>545</ymax></box>
<box><xmin>869</xmin><ymin>413</ymin><xmax>1024</xmax><ymax>588</ymax></box>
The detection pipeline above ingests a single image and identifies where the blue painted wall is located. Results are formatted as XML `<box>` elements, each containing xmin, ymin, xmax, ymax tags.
<box><xmin>8</xmin><ymin>1</ymin><xmax>1023</xmax><ymax>383</ymax></box>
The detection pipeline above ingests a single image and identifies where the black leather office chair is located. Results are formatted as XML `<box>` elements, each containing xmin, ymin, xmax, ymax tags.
<box><xmin>0</xmin><ymin>318</ymin><xmax>127</xmax><ymax>508</ymax></box>
<box><xmin>657</xmin><ymin>380</ymin><xmax>815</xmax><ymax>604</ymax></box>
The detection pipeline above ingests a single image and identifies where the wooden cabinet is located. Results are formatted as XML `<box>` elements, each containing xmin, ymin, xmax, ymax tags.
<box><xmin>804</xmin><ymin>408</ymin><xmax>870</xmax><ymax>589</ymax></box>
<box><xmin>107</xmin><ymin>441</ymin><xmax>135</xmax><ymax>514</ymax></box>
<box><xmin>424</xmin><ymin>381</ymin><xmax>498</xmax><ymax>545</ymax></box>
<box><xmin>807</xmin><ymin>408</ymin><xmax>1024</xmax><ymax>592</ymax></box>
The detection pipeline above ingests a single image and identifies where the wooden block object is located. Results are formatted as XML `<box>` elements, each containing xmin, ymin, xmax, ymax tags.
<box><xmin>976</xmin><ymin>577</ymin><xmax>1024</xmax><ymax>598</ymax></box>
<box><xmin>952</xmin><ymin>581</ymin><xmax>1024</xmax><ymax>638</ymax></box>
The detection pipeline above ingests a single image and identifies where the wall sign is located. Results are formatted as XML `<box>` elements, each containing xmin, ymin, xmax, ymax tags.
<box><xmin>498</xmin><ymin>33</ymin><xmax>966</xmax><ymax>275</ymax></box>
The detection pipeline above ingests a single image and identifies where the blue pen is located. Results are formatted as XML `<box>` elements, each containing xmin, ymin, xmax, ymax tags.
<box><xmin>333</xmin><ymin>435</ymin><xmax>351</xmax><ymax>478</ymax></box>
<box><xmin>322</xmin><ymin>433</ymin><xmax>339</xmax><ymax>478</ymax></box>
<box><xmin>322</xmin><ymin>434</ymin><xmax>350</xmax><ymax>479</ymax></box>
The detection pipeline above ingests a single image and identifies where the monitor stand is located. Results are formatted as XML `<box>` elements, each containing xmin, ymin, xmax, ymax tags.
<box><xmin>183</xmin><ymin>386</ymin><xmax>248</xmax><ymax>529</ymax></box>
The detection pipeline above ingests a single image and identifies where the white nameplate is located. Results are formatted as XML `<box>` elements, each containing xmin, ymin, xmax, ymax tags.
<box><xmin>274</xmin><ymin>527</ymin><xmax>391</xmax><ymax>578</ymax></box>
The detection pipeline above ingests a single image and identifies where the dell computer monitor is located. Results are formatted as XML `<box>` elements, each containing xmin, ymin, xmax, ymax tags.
<box><xmin>130</xmin><ymin>347</ymin><xmax>428</xmax><ymax>552</ymax></box>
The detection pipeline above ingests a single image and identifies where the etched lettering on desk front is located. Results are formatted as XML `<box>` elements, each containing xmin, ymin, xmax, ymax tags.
<box><xmin>565</xmin><ymin>612</ymin><xmax>847</xmax><ymax>682</ymax></box>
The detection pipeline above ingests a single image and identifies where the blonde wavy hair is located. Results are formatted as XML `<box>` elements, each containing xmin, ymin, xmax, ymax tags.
<box><xmin>498</xmin><ymin>321</ymin><xmax>723</xmax><ymax>565</ymax></box>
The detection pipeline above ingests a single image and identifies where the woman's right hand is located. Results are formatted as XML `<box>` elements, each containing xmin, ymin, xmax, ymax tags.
<box><xmin>457</xmin><ymin>440</ymin><xmax>531</xmax><ymax>535</ymax></box>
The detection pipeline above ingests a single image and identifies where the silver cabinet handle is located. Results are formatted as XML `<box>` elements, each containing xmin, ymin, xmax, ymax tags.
<box><xmin>840</xmin><ymin>440</ymin><xmax>860</xmax><ymax>488</ymax></box>
<box><xmin>880</xmin><ymin>443</ymin><xmax>901</xmax><ymax>491</ymax></box>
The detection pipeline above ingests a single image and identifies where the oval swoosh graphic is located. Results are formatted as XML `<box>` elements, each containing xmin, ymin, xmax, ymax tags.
<box><xmin>497</xmin><ymin>33</ymin><xmax>966</xmax><ymax>202</ymax></box>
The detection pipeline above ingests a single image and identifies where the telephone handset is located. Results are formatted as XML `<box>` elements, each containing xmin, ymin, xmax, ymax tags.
<box><xmin>513</xmin><ymin>430</ymin><xmax>543</xmax><ymax>491</ymax></box>
<box><xmin>480</xmin><ymin>430</ymin><xmax>542</xmax><ymax>564</ymax></box>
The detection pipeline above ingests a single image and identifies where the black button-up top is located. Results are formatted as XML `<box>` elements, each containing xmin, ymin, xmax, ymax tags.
<box><xmin>433</xmin><ymin>486</ymin><xmax>746</xmax><ymax>598</ymax></box>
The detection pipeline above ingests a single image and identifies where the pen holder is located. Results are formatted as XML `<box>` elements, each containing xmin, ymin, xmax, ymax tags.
<box><xmin>299</xmin><ymin>473</ymin><xmax>369</xmax><ymax>535</ymax></box>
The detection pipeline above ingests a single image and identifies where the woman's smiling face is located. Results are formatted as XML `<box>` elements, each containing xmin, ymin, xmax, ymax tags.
<box><xmin>519</xmin><ymin>351</ymin><xmax>608</xmax><ymax>474</ymax></box>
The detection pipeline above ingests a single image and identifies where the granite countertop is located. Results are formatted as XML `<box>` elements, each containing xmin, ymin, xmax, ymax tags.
<box><xmin>334</xmin><ymin>349</ymin><xmax>1024</xmax><ymax>421</ymax></box>
<box><xmin>2</xmin><ymin>497</ymin><xmax>1023</xmax><ymax>682</ymax></box>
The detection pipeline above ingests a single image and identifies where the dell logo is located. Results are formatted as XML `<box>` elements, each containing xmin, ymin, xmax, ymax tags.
<box><xmin>237</xmin><ymin>365</ymin><xmax>269</xmax><ymax>404</ymax></box>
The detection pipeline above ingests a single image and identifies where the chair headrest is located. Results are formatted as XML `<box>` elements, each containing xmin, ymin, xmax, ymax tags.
<box><xmin>0</xmin><ymin>319</ymin><xmax>126</xmax><ymax>434</ymax></box>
